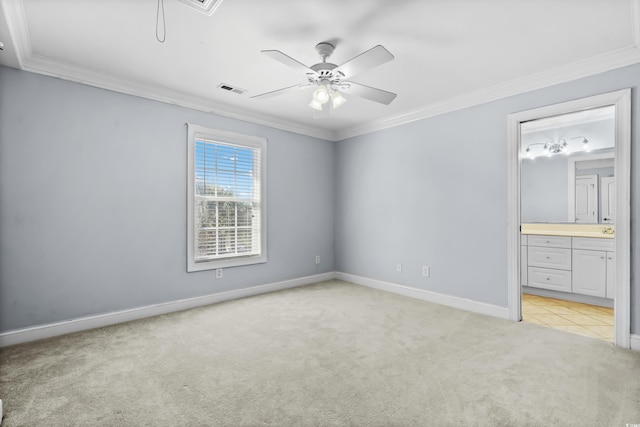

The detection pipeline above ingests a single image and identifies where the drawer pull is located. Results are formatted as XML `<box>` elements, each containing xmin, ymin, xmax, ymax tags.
<box><xmin>546</xmin><ymin>256</ymin><xmax>550</xmax><ymax>259</ymax></box>
<box><xmin>546</xmin><ymin>277</ymin><xmax>550</xmax><ymax>281</ymax></box>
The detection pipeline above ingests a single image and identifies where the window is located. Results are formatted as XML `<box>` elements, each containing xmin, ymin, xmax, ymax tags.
<box><xmin>187</xmin><ymin>124</ymin><xmax>267</xmax><ymax>272</ymax></box>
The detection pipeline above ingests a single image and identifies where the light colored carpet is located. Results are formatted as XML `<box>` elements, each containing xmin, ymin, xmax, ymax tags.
<box><xmin>1</xmin><ymin>280</ymin><xmax>639</xmax><ymax>426</ymax></box>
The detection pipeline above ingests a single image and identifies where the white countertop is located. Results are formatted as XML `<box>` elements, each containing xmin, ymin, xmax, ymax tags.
<box><xmin>521</xmin><ymin>223</ymin><xmax>614</xmax><ymax>239</ymax></box>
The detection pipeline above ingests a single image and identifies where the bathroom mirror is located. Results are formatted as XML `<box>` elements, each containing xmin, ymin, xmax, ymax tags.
<box><xmin>520</xmin><ymin>105</ymin><xmax>615</xmax><ymax>224</ymax></box>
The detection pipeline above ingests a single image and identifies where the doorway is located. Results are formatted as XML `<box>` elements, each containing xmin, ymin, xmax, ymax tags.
<box><xmin>507</xmin><ymin>89</ymin><xmax>631</xmax><ymax>348</ymax></box>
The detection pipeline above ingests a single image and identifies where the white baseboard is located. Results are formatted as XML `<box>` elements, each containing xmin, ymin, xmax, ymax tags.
<box><xmin>631</xmin><ymin>334</ymin><xmax>640</xmax><ymax>352</ymax></box>
<box><xmin>0</xmin><ymin>272</ymin><xmax>336</xmax><ymax>347</ymax></box>
<box><xmin>12</xmin><ymin>271</ymin><xmax>633</xmax><ymax>351</ymax></box>
<box><xmin>336</xmin><ymin>272</ymin><xmax>510</xmax><ymax>320</ymax></box>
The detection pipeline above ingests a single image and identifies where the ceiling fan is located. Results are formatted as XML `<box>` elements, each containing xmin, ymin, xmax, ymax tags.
<box><xmin>251</xmin><ymin>42</ymin><xmax>397</xmax><ymax>113</ymax></box>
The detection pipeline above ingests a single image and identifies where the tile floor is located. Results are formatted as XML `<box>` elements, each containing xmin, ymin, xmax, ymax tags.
<box><xmin>522</xmin><ymin>293</ymin><xmax>614</xmax><ymax>342</ymax></box>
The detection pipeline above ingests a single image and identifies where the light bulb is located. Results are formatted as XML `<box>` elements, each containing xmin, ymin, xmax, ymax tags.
<box><xmin>312</xmin><ymin>85</ymin><xmax>329</xmax><ymax>104</ymax></box>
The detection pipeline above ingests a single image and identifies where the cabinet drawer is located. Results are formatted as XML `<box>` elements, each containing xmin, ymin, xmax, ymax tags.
<box><xmin>528</xmin><ymin>246</ymin><xmax>571</xmax><ymax>270</ymax></box>
<box><xmin>572</xmin><ymin>237</ymin><xmax>614</xmax><ymax>251</ymax></box>
<box><xmin>528</xmin><ymin>267</ymin><xmax>572</xmax><ymax>292</ymax></box>
<box><xmin>521</xmin><ymin>234</ymin><xmax>528</xmax><ymax>246</ymax></box>
<box><xmin>527</xmin><ymin>235</ymin><xmax>571</xmax><ymax>248</ymax></box>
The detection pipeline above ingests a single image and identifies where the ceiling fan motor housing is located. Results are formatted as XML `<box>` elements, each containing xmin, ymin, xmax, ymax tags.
<box><xmin>307</xmin><ymin>63</ymin><xmax>343</xmax><ymax>85</ymax></box>
<box><xmin>307</xmin><ymin>42</ymin><xmax>345</xmax><ymax>86</ymax></box>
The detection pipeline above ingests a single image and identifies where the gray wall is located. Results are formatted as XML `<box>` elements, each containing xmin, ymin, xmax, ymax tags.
<box><xmin>0</xmin><ymin>66</ymin><xmax>335</xmax><ymax>332</ymax></box>
<box><xmin>335</xmin><ymin>63</ymin><xmax>640</xmax><ymax>333</ymax></box>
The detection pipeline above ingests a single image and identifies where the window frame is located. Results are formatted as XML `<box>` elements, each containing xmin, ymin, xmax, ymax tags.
<box><xmin>187</xmin><ymin>123</ymin><xmax>267</xmax><ymax>272</ymax></box>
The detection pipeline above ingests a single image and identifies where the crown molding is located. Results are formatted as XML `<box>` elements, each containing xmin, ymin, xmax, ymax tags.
<box><xmin>335</xmin><ymin>45</ymin><xmax>640</xmax><ymax>141</ymax></box>
<box><xmin>4</xmin><ymin>0</ymin><xmax>640</xmax><ymax>143</ymax></box>
<box><xmin>14</xmin><ymin>43</ymin><xmax>640</xmax><ymax>143</ymax></box>
<box><xmin>1</xmin><ymin>0</ymin><xmax>336</xmax><ymax>140</ymax></box>
<box><xmin>1</xmin><ymin>0</ymin><xmax>334</xmax><ymax>140</ymax></box>
<box><xmin>19</xmin><ymin>54</ymin><xmax>336</xmax><ymax>141</ymax></box>
<box><xmin>0</xmin><ymin>0</ymin><xmax>30</xmax><ymax>68</ymax></box>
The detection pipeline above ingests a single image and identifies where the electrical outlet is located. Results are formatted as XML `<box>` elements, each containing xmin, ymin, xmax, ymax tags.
<box><xmin>216</xmin><ymin>268</ymin><xmax>223</xmax><ymax>279</ymax></box>
<box><xmin>422</xmin><ymin>266</ymin><xmax>430</xmax><ymax>277</ymax></box>
<box><xmin>315</xmin><ymin>255</ymin><xmax>320</xmax><ymax>265</ymax></box>
<box><xmin>396</xmin><ymin>263</ymin><xmax>402</xmax><ymax>273</ymax></box>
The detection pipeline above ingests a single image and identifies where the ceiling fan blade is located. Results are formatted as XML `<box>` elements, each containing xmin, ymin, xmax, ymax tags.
<box><xmin>261</xmin><ymin>50</ymin><xmax>316</xmax><ymax>75</ymax></box>
<box><xmin>342</xmin><ymin>82</ymin><xmax>397</xmax><ymax>105</ymax></box>
<box><xmin>333</xmin><ymin>45</ymin><xmax>394</xmax><ymax>79</ymax></box>
<box><xmin>251</xmin><ymin>84</ymin><xmax>314</xmax><ymax>100</ymax></box>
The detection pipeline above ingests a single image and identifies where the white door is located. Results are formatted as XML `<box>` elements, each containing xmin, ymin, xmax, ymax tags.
<box><xmin>575</xmin><ymin>175</ymin><xmax>598</xmax><ymax>223</ymax></box>
<box><xmin>601</xmin><ymin>176</ymin><xmax>615</xmax><ymax>224</ymax></box>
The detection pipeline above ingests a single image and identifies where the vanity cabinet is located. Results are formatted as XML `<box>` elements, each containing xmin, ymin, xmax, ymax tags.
<box><xmin>571</xmin><ymin>237</ymin><xmax>615</xmax><ymax>298</ymax></box>
<box><xmin>522</xmin><ymin>234</ymin><xmax>614</xmax><ymax>300</ymax></box>
<box><xmin>572</xmin><ymin>250</ymin><xmax>606</xmax><ymax>297</ymax></box>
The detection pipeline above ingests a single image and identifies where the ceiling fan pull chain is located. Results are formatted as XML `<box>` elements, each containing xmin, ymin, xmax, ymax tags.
<box><xmin>156</xmin><ymin>0</ymin><xmax>166</xmax><ymax>43</ymax></box>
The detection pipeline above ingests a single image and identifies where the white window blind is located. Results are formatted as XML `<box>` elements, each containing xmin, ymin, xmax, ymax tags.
<box><xmin>187</xmin><ymin>124</ymin><xmax>267</xmax><ymax>272</ymax></box>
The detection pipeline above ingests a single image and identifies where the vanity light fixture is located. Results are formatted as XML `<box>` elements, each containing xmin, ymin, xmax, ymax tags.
<box><xmin>524</xmin><ymin>136</ymin><xmax>589</xmax><ymax>159</ymax></box>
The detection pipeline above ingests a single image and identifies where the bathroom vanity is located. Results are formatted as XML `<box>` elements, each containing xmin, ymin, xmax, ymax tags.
<box><xmin>521</xmin><ymin>223</ymin><xmax>614</xmax><ymax>306</ymax></box>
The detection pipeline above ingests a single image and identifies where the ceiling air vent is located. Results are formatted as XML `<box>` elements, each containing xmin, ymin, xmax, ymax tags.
<box><xmin>177</xmin><ymin>0</ymin><xmax>224</xmax><ymax>16</ymax></box>
<box><xmin>217</xmin><ymin>83</ymin><xmax>246</xmax><ymax>95</ymax></box>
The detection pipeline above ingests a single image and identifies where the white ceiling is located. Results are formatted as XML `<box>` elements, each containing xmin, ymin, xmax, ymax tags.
<box><xmin>1</xmin><ymin>0</ymin><xmax>639</xmax><ymax>141</ymax></box>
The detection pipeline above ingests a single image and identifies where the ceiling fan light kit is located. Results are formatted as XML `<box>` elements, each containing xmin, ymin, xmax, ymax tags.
<box><xmin>252</xmin><ymin>41</ymin><xmax>397</xmax><ymax>115</ymax></box>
